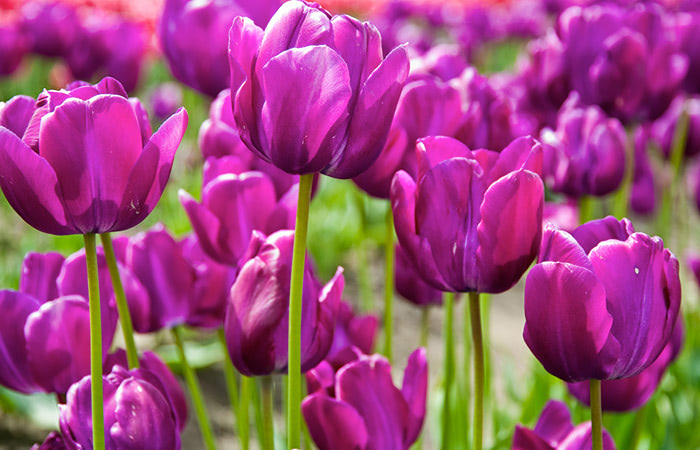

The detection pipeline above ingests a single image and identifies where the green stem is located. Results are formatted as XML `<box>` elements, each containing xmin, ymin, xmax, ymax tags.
<box><xmin>659</xmin><ymin>101</ymin><xmax>689</xmax><ymax>242</ymax></box>
<box><xmin>261</xmin><ymin>376</ymin><xmax>275</xmax><ymax>450</ymax></box>
<box><xmin>287</xmin><ymin>173</ymin><xmax>313</xmax><ymax>449</ymax></box>
<box><xmin>172</xmin><ymin>326</ymin><xmax>216</xmax><ymax>450</ymax></box>
<box><xmin>469</xmin><ymin>292</ymin><xmax>484</xmax><ymax>450</ymax></box>
<box><xmin>590</xmin><ymin>379</ymin><xmax>603</xmax><ymax>450</ymax></box>
<box><xmin>217</xmin><ymin>329</ymin><xmax>243</xmax><ymax>449</ymax></box>
<box><xmin>578</xmin><ymin>195</ymin><xmax>594</xmax><ymax>224</ymax></box>
<box><xmin>420</xmin><ymin>308</ymin><xmax>430</xmax><ymax>348</ymax></box>
<box><xmin>441</xmin><ymin>292</ymin><xmax>455</xmax><ymax>450</ymax></box>
<box><xmin>100</xmin><ymin>233</ymin><xmax>139</xmax><ymax>369</ymax></box>
<box><xmin>353</xmin><ymin>188</ymin><xmax>373</xmax><ymax>312</ymax></box>
<box><xmin>464</xmin><ymin>296</ymin><xmax>473</xmax><ymax>447</ymax></box>
<box><xmin>628</xmin><ymin>404</ymin><xmax>646</xmax><ymax>450</ymax></box>
<box><xmin>239</xmin><ymin>375</ymin><xmax>251</xmax><ymax>450</ymax></box>
<box><xmin>384</xmin><ymin>204</ymin><xmax>395</xmax><ymax>362</ymax></box>
<box><xmin>251</xmin><ymin>379</ymin><xmax>265</xmax><ymax>448</ymax></box>
<box><xmin>84</xmin><ymin>234</ymin><xmax>105</xmax><ymax>450</ymax></box>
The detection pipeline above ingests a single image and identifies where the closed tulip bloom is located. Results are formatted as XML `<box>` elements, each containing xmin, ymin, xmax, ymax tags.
<box><xmin>391</xmin><ymin>135</ymin><xmax>544</xmax><ymax>293</ymax></box>
<box><xmin>19</xmin><ymin>1</ymin><xmax>79</xmax><ymax>57</ymax></box>
<box><xmin>395</xmin><ymin>244</ymin><xmax>442</xmax><ymax>307</ymax></box>
<box><xmin>303</xmin><ymin>348</ymin><xmax>427</xmax><ymax>450</ymax></box>
<box><xmin>59</xmin><ymin>365</ymin><xmax>182</xmax><ymax>450</ymax></box>
<box><xmin>229</xmin><ymin>0</ymin><xmax>409</xmax><ymax>178</ymax></box>
<box><xmin>541</xmin><ymin>92</ymin><xmax>626</xmax><ymax>197</ymax></box>
<box><xmin>224</xmin><ymin>230</ymin><xmax>343</xmax><ymax>376</ymax></box>
<box><xmin>0</xmin><ymin>23</ymin><xmax>27</xmax><ymax>76</ymax></box>
<box><xmin>512</xmin><ymin>400</ymin><xmax>616</xmax><ymax>449</ymax></box>
<box><xmin>524</xmin><ymin>217</ymin><xmax>681</xmax><ymax>383</ymax></box>
<box><xmin>0</xmin><ymin>77</ymin><xmax>187</xmax><ymax>235</ymax></box>
<box><xmin>159</xmin><ymin>0</ymin><xmax>280</xmax><ymax>97</ymax></box>
<box><xmin>568</xmin><ymin>320</ymin><xmax>683</xmax><ymax>412</ymax></box>
<box><xmin>180</xmin><ymin>169</ymin><xmax>297</xmax><ymax>266</ymax></box>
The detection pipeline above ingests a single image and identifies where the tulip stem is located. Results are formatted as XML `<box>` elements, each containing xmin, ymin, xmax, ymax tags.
<box><xmin>384</xmin><ymin>204</ymin><xmax>395</xmax><ymax>362</ymax></box>
<box><xmin>464</xmin><ymin>296</ymin><xmax>473</xmax><ymax>447</ymax></box>
<box><xmin>172</xmin><ymin>325</ymin><xmax>216</xmax><ymax>450</ymax></box>
<box><xmin>628</xmin><ymin>404</ymin><xmax>646</xmax><ymax>449</ymax></box>
<box><xmin>100</xmin><ymin>233</ymin><xmax>139</xmax><ymax>369</ymax></box>
<box><xmin>442</xmin><ymin>292</ymin><xmax>455</xmax><ymax>450</ymax></box>
<box><xmin>353</xmin><ymin>189</ymin><xmax>373</xmax><ymax>312</ymax></box>
<box><xmin>420</xmin><ymin>308</ymin><xmax>430</xmax><ymax>348</ymax></box>
<box><xmin>469</xmin><ymin>292</ymin><xmax>484</xmax><ymax>450</ymax></box>
<box><xmin>591</xmin><ymin>379</ymin><xmax>603</xmax><ymax>450</ymax></box>
<box><xmin>578</xmin><ymin>195</ymin><xmax>595</xmax><ymax>224</ymax></box>
<box><xmin>288</xmin><ymin>173</ymin><xmax>313</xmax><ymax>449</ymax></box>
<box><xmin>658</xmin><ymin>102</ymin><xmax>689</xmax><ymax>241</ymax></box>
<box><xmin>239</xmin><ymin>375</ymin><xmax>252</xmax><ymax>450</ymax></box>
<box><xmin>84</xmin><ymin>234</ymin><xmax>105</xmax><ymax>450</ymax></box>
<box><xmin>261</xmin><ymin>376</ymin><xmax>275</xmax><ymax>450</ymax></box>
<box><xmin>217</xmin><ymin>329</ymin><xmax>245</xmax><ymax>449</ymax></box>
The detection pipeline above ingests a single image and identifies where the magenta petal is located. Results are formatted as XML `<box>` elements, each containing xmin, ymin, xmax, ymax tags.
<box><xmin>0</xmin><ymin>95</ymin><xmax>35</xmax><ymax>137</ymax></box>
<box><xmin>140</xmin><ymin>351</ymin><xmax>188</xmax><ymax>432</ymax></box>
<box><xmin>477</xmin><ymin>170</ymin><xmax>544</xmax><ymax>293</ymax></box>
<box><xmin>589</xmin><ymin>234</ymin><xmax>681</xmax><ymax>378</ymax></box>
<box><xmin>228</xmin><ymin>17</ymin><xmax>264</xmax><ymax>93</ymax></box>
<box><xmin>486</xmin><ymin>135</ymin><xmax>544</xmax><ymax>183</ymax></box>
<box><xmin>512</xmin><ymin>425</ymin><xmax>555</xmax><ymax>450</ymax></box>
<box><xmin>261</xmin><ymin>46</ymin><xmax>352</xmax><ymax>174</ymax></box>
<box><xmin>416</xmin><ymin>136</ymin><xmax>473</xmax><ymax>183</ymax></box>
<box><xmin>324</xmin><ymin>44</ymin><xmax>409</xmax><ymax>179</ymax></box>
<box><xmin>179</xmin><ymin>189</ymin><xmax>227</xmax><ymax>264</ymax></box>
<box><xmin>571</xmin><ymin>216</ymin><xmax>635</xmax><ymax>254</ymax></box>
<box><xmin>0</xmin><ymin>290</ymin><xmax>41</xmax><ymax>393</ymax></box>
<box><xmin>0</xmin><ymin>127</ymin><xmax>73</xmax><ymax>234</ymax></box>
<box><xmin>19</xmin><ymin>252</ymin><xmax>65</xmax><ymax>302</ymax></box>
<box><xmin>559</xmin><ymin>423</ymin><xmax>616</xmax><ymax>450</ymax></box>
<box><xmin>302</xmin><ymin>394</ymin><xmax>369</xmax><ymax>450</ymax></box>
<box><xmin>533</xmin><ymin>400</ymin><xmax>574</xmax><ymax>446</ymax></box>
<box><xmin>538</xmin><ymin>226</ymin><xmax>593</xmax><ymax>269</ymax></box>
<box><xmin>524</xmin><ymin>262</ymin><xmax>619</xmax><ymax>382</ymax></box>
<box><xmin>401</xmin><ymin>348</ymin><xmax>428</xmax><ymax>445</ymax></box>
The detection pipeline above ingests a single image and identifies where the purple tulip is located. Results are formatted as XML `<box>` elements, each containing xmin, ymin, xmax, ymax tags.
<box><xmin>113</xmin><ymin>224</ymin><xmax>236</xmax><ymax>332</ymax></box>
<box><xmin>158</xmin><ymin>0</ymin><xmax>280</xmax><ymax>97</ymax></box>
<box><xmin>524</xmin><ymin>217</ymin><xmax>681</xmax><ymax>383</ymax></box>
<box><xmin>224</xmin><ymin>230</ymin><xmax>343</xmax><ymax>376</ymax></box>
<box><xmin>540</xmin><ymin>92</ymin><xmax>627</xmax><ymax>197</ymax></box>
<box><xmin>543</xmin><ymin>201</ymin><xmax>579</xmax><ymax>233</ymax></box>
<box><xmin>199</xmin><ymin>89</ymin><xmax>301</xmax><ymax>197</ymax></box>
<box><xmin>0</xmin><ymin>22</ymin><xmax>27</xmax><ymax>76</ymax></box>
<box><xmin>31</xmin><ymin>431</ymin><xmax>67</xmax><ymax>450</ymax></box>
<box><xmin>391</xmin><ymin>135</ymin><xmax>544</xmax><ymax>293</ymax></box>
<box><xmin>229</xmin><ymin>0</ymin><xmax>409</xmax><ymax>178</ymax></box>
<box><xmin>678</xmin><ymin>12</ymin><xmax>700</xmax><ymax>93</ymax></box>
<box><xmin>568</xmin><ymin>320</ymin><xmax>683</xmax><ymax>412</ymax></box>
<box><xmin>303</xmin><ymin>348</ymin><xmax>427</xmax><ymax>450</ymax></box>
<box><xmin>59</xmin><ymin>364</ymin><xmax>183</xmax><ymax>450</ymax></box>
<box><xmin>180</xmin><ymin>168</ymin><xmax>297</xmax><ymax>266</ymax></box>
<box><xmin>512</xmin><ymin>400</ymin><xmax>616</xmax><ymax>449</ymax></box>
<box><xmin>353</xmin><ymin>74</ymin><xmax>463</xmax><ymax>198</ymax></box>
<box><xmin>688</xmin><ymin>252</ymin><xmax>700</xmax><ymax>287</ymax></box>
<box><xmin>150</xmin><ymin>82</ymin><xmax>183</xmax><ymax>121</ymax></box>
<box><xmin>324</xmin><ymin>301</ymin><xmax>378</xmax><ymax>367</ymax></box>
<box><xmin>408</xmin><ymin>45</ymin><xmax>469</xmax><ymax>83</ymax></box>
<box><xmin>19</xmin><ymin>1</ymin><xmax>79</xmax><ymax>57</ymax></box>
<box><xmin>629</xmin><ymin>126</ymin><xmax>657</xmax><ymax>215</ymax></box>
<box><xmin>0</xmin><ymin>77</ymin><xmax>187</xmax><ymax>235</ymax></box>
<box><xmin>395</xmin><ymin>244</ymin><xmax>442</xmax><ymax>307</ymax></box>
<box><xmin>650</xmin><ymin>95</ymin><xmax>700</xmax><ymax>159</ymax></box>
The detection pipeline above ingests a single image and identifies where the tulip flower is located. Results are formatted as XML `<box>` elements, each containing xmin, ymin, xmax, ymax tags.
<box><xmin>229</xmin><ymin>0</ymin><xmax>409</xmax><ymax>178</ymax></box>
<box><xmin>512</xmin><ymin>400</ymin><xmax>616</xmax><ymax>449</ymax></box>
<box><xmin>150</xmin><ymin>82</ymin><xmax>183</xmax><ymax>121</ymax></box>
<box><xmin>0</xmin><ymin>23</ymin><xmax>27</xmax><ymax>76</ymax></box>
<box><xmin>395</xmin><ymin>244</ymin><xmax>442</xmax><ymax>307</ymax></box>
<box><xmin>0</xmin><ymin>77</ymin><xmax>187</xmax><ymax>235</ymax></box>
<box><xmin>303</xmin><ymin>348</ymin><xmax>427</xmax><ymax>450</ymax></box>
<box><xmin>629</xmin><ymin>127</ymin><xmax>657</xmax><ymax>216</ymax></box>
<box><xmin>540</xmin><ymin>92</ymin><xmax>627</xmax><ymax>198</ymax></box>
<box><xmin>650</xmin><ymin>95</ymin><xmax>700</xmax><ymax>160</ymax></box>
<box><xmin>568</xmin><ymin>320</ymin><xmax>684</xmax><ymax>412</ymax></box>
<box><xmin>408</xmin><ymin>44</ymin><xmax>470</xmax><ymax>82</ymax></box>
<box><xmin>224</xmin><ymin>230</ymin><xmax>343</xmax><ymax>376</ymax></box>
<box><xmin>19</xmin><ymin>1</ymin><xmax>79</xmax><ymax>57</ymax></box>
<box><xmin>158</xmin><ymin>0</ymin><xmax>280</xmax><ymax>97</ymax></box>
<box><xmin>59</xmin><ymin>364</ymin><xmax>183</xmax><ymax>450</ymax></box>
<box><xmin>324</xmin><ymin>301</ymin><xmax>378</xmax><ymax>367</ymax></box>
<box><xmin>524</xmin><ymin>217</ymin><xmax>681</xmax><ymax>383</ymax></box>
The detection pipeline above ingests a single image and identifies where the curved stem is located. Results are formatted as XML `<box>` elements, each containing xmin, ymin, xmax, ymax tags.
<box><xmin>100</xmin><ymin>233</ymin><xmax>139</xmax><ymax>369</ymax></box>
<box><xmin>287</xmin><ymin>173</ymin><xmax>313</xmax><ymax>449</ymax></box>
<box><xmin>591</xmin><ymin>379</ymin><xmax>603</xmax><ymax>450</ymax></box>
<box><xmin>217</xmin><ymin>329</ymin><xmax>243</xmax><ymax>449</ymax></box>
<box><xmin>469</xmin><ymin>292</ymin><xmax>484</xmax><ymax>450</ymax></box>
<box><xmin>172</xmin><ymin>325</ymin><xmax>216</xmax><ymax>450</ymax></box>
<box><xmin>84</xmin><ymin>234</ymin><xmax>105</xmax><ymax>450</ymax></box>
<box><xmin>261</xmin><ymin>376</ymin><xmax>275</xmax><ymax>450</ymax></box>
<box><xmin>384</xmin><ymin>204</ymin><xmax>395</xmax><ymax>362</ymax></box>
<box><xmin>441</xmin><ymin>292</ymin><xmax>455</xmax><ymax>450</ymax></box>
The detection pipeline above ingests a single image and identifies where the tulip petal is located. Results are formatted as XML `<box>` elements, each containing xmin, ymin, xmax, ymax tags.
<box><xmin>140</xmin><ymin>351</ymin><xmax>188</xmax><ymax>432</ymax></box>
<box><xmin>302</xmin><ymin>394</ymin><xmax>369</xmax><ymax>450</ymax></box>
<box><xmin>533</xmin><ymin>400</ymin><xmax>574</xmax><ymax>446</ymax></box>
<box><xmin>228</xmin><ymin>17</ymin><xmax>264</xmax><ymax>93</ymax></box>
<box><xmin>524</xmin><ymin>262</ymin><xmax>619</xmax><ymax>382</ymax></box>
<box><xmin>401</xmin><ymin>348</ymin><xmax>428</xmax><ymax>446</ymax></box>
<box><xmin>589</xmin><ymin>234</ymin><xmax>680</xmax><ymax>378</ymax></box>
<box><xmin>19</xmin><ymin>252</ymin><xmax>64</xmax><ymax>302</ymax></box>
<box><xmin>261</xmin><ymin>46</ymin><xmax>352</xmax><ymax>174</ymax></box>
<box><xmin>179</xmin><ymin>189</ymin><xmax>228</xmax><ymax>264</ymax></box>
<box><xmin>559</xmin><ymin>423</ymin><xmax>616</xmax><ymax>450</ymax></box>
<box><xmin>324</xmin><ymin>44</ymin><xmax>409</xmax><ymax>179</ymax></box>
<box><xmin>0</xmin><ymin>127</ymin><xmax>73</xmax><ymax>234</ymax></box>
<box><xmin>0</xmin><ymin>95</ymin><xmax>35</xmax><ymax>137</ymax></box>
<box><xmin>301</xmin><ymin>267</ymin><xmax>344</xmax><ymax>372</ymax></box>
<box><xmin>477</xmin><ymin>170</ymin><xmax>544</xmax><ymax>293</ymax></box>
<box><xmin>0</xmin><ymin>290</ymin><xmax>41</xmax><ymax>393</ymax></box>
<box><xmin>571</xmin><ymin>216</ymin><xmax>635</xmax><ymax>254</ymax></box>
<box><xmin>512</xmin><ymin>425</ymin><xmax>555</xmax><ymax>450</ymax></box>
<box><xmin>416</xmin><ymin>136</ymin><xmax>473</xmax><ymax>183</ymax></box>
<box><xmin>538</xmin><ymin>226</ymin><xmax>592</xmax><ymax>270</ymax></box>
<box><xmin>486</xmin><ymin>135</ymin><xmax>544</xmax><ymax>183</ymax></box>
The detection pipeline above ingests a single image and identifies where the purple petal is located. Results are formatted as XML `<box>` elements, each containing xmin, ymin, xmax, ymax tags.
<box><xmin>572</xmin><ymin>216</ymin><xmax>635</xmax><ymax>254</ymax></box>
<box><xmin>140</xmin><ymin>351</ymin><xmax>188</xmax><ymax>432</ymax></box>
<box><xmin>401</xmin><ymin>348</ymin><xmax>428</xmax><ymax>445</ymax></box>
<box><xmin>533</xmin><ymin>400</ymin><xmax>574</xmax><ymax>446</ymax></box>
<box><xmin>538</xmin><ymin>226</ymin><xmax>592</xmax><ymax>269</ymax></box>
<box><xmin>302</xmin><ymin>394</ymin><xmax>369</xmax><ymax>450</ymax></box>
<box><xmin>228</xmin><ymin>17</ymin><xmax>264</xmax><ymax>93</ymax></box>
<box><xmin>0</xmin><ymin>290</ymin><xmax>41</xmax><ymax>393</ymax></box>
<box><xmin>415</xmin><ymin>136</ymin><xmax>473</xmax><ymax>183</ymax></box>
<box><xmin>0</xmin><ymin>95</ymin><xmax>35</xmax><ymax>137</ymax></box>
<box><xmin>512</xmin><ymin>425</ymin><xmax>555</xmax><ymax>450</ymax></box>
<box><xmin>19</xmin><ymin>252</ymin><xmax>65</xmax><ymax>302</ymax></box>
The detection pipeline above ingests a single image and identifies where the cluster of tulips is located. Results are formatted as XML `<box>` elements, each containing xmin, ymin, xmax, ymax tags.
<box><xmin>0</xmin><ymin>0</ymin><xmax>699</xmax><ymax>449</ymax></box>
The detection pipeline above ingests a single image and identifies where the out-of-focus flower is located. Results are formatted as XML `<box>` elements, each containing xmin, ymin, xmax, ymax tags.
<box><xmin>31</xmin><ymin>431</ymin><xmax>67</xmax><ymax>450</ymax></box>
<box><xmin>303</xmin><ymin>348</ymin><xmax>427</xmax><ymax>450</ymax></box>
<box><xmin>158</xmin><ymin>0</ymin><xmax>280</xmax><ymax>97</ymax></box>
<box><xmin>0</xmin><ymin>77</ymin><xmax>187</xmax><ymax>235</ymax></box>
<box><xmin>395</xmin><ymin>244</ymin><xmax>442</xmax><ymax>307</ymax></box>
<box><xmin>543</xmin><ymin>201</ymin><xmax>579</xmax><ymax>233</ymax></box>
<box><xmin>629</xmin><ymin>126</ymin><xmax>657</xmax><ymax>216</ymax></box>
<box><xmin>224</xmin><ymin>230</ymin><xmax>343</xmax><ymax>376</ymax></box>
<box><xmin>524</xmin><ymin>217</ymin><xmax>681</xmax><ymax>382</ymax></box>
<box><xmin>19</xmin><ymin>1</ymin><xmax>79</xmax><ymax>57</ymax></box>
<box><xmin>650</xmin><ymin>95</ymin><xmax>700</xmax><ymax>160</ymax></box>
<box><xmin>229</xmin><ymin>0</ymin><xmax>409</xmax><ymax>178</ymax></box>
<box><xmin>540</xmin><ymin>92</ymin><xmax>626</xmax><ymax>197</ymax></box>
<box><xmin>0</xmin><ymin>22</ymin><xmax>27</xmax><ymax>75</ymax></box>
<box><xmin>150</xmin><ymin>82</ymin><xmax>183</xmax><ymax>121</ymax></box>
<box><xmin>512</xmin><ymin>400</ymin><xmax>616</xmax><ymax>449</ymax></box>
<box><xmin>391</xmin><ymin>135</ymin><xmax>544</xmax><ymax>293</ymax></box>
<box><xmin>59</xmin><ymin>364</ymin><xmax>183</xmax><ymax>450</ymax></box>
<box><xmin>568</xmin><ymin>320</ymin><xmax>683</xmax><ymax>412</ymax></box>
